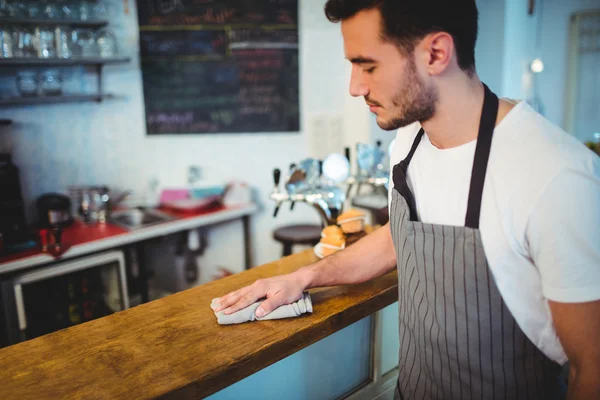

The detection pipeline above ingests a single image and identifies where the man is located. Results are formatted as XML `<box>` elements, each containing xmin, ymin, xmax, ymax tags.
<box><xmin>213</xmin><ymin>1</ymin><xmax>600</xmax><ymax>399</ymax></box>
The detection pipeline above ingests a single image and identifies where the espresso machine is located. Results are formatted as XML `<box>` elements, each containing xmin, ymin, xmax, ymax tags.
<box><xmin>269</xmin><ymin>141</ymin><xmax>391</xmax><ymax>227</ymax></box>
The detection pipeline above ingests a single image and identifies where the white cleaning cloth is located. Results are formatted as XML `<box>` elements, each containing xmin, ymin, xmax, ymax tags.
<box><xmin>211</xmin><ymin>292</ymin><xmax>313</xmax><ymax>325</ymax></box>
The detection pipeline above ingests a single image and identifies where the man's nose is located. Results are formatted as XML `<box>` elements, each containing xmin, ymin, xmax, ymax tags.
<box><xmin>349</xmin><ymin>66</ymin><xmax>369</xmax><ymax>98</ymax></box>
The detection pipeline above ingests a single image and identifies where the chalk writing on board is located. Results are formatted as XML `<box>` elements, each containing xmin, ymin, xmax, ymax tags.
<box><xmin>136</xmin><ymin>0</ymin><xmax>299</xmax><ymax>134</ymax></box>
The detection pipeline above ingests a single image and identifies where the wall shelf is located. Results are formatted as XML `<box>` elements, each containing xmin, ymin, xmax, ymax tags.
<box><xmin>0</xmin><ymin>94</ymin><xmax>117</xmax><ymax>106</ymax></box>
<box><xmin>0</xmin><ymin>17</ymin><xmax>109</xmax><ymax>28</ymax></box>
<box><xmin>0</xmin><ymin>57</ymin><xmax>130</xmax><ymax>67</ymax></box>
<box><xmin>0</xmin><ymin>17</ymin><xmax>129</xmax><ymax>113</ymax></box>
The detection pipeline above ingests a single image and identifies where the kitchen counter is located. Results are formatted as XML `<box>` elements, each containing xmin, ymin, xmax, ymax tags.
<box><xmin>0</xmin><ymin>248</ymin><xmax>398</xmax><ymax>399</ymax></box>
<box><xmin>0</xmin><ymin>203</ymin><xmax>258</xmax><ymax>275</ymax></box>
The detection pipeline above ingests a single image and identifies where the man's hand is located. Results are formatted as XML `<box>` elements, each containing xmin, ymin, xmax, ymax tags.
<box><xmin>213</xmin><ymin>223</ymin><xmax>396</xmax><ymax>319</ymax></box>
<box><xmin>549</xmin><ymin>299</ymin><xmax>600</xmax><ymax>400</ymax></box>
<box><xmin>212</xmin><ymin>270</ymin><xmax>310</xmax><ymax>318</ymax></box>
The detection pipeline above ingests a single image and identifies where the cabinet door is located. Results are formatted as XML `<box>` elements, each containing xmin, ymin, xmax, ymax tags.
<box><xmin>208</xmin><ymin>316</ymin><xmax>373</xmax><ymax>400</ymax></box>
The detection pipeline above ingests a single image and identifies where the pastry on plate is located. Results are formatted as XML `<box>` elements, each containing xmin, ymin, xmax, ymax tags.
<box><xmin>319</xmin><ymin>232</ymin><xmax>345</xmax><ymax>257</ymax></box>
<box><xmin>337</xmin><ymin>209</ymin><xmax>367</xmax><ymax>234</ymax></box>
<box><xmin>321</xmin><ymin>225</ymin><xmax>344</xmax><ymax>239</ymax></box>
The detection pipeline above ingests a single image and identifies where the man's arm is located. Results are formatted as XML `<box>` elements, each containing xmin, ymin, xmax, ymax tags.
<box><xmin>525</xmin><ymin>167</ymin><xmax>600</xmax><ymax>398</ymax></box>
<box><xmin>548</xmin><ymin>300</ymin><xmax>600</xmax><ymax>400</ymax></box>
<box><xmin>213</xmin><ymin>223</ymin><xmax>397</xmax><ymax>317</ymax></box>
<box><xmin>302</xmin><ymin>221</ymin><xmax>397</xmax><ymax>288</ymax></box>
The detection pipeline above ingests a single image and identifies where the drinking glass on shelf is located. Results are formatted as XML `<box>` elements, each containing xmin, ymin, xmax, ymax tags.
<box><xmin>76</xmin><ymin>29</ymin><xmax>97</xmax><ymax>57</ymax></box>
<box><xmin>26</xmin><ymin>1</ymin><xmax>43</xmax><ymax>18</ymax></box>
<box><xmin>41</xmin><ymin>0</ymin><xmax>61</xmax><ymax>20</ymax></box>
<box><xmin>6</xmin><ymin>1</ymin><xmax>27</xmax><ymax>17</ymax></box>
<box><xmin>92</xmin><ymin>0</ymin><xmax>107</xmax><ymax>19</ymax></box>
<box><xmin>1</xmin><ymin>28</ymin><xmax>14</xmax><ymax>58</ymax></box>
<box><xmin>39</xmin><ymin>69</ymin><xmax>63</xmax><ymax>96</ymax></box>
<box><xmin>12</xmin><ymin>27</ymin><xmax>36</xmax><ymax>58</ymax></box>
<box><xmin>0</xmin><ymin>0</ymin><xmax>8</xmax><ymax>17</ymax></box>
<box><xmin>97</xmin><ymin>28</ymin><xmax>116</xmax><ymax>58</ymax></box>
<box><xmin>58</xmin><ymin>0</ymin><xmax>77</xmax><ymax>20</ymax></box>
<box><xmin>69</xmin><ymin>29</ymin><xmax>81</xmax><ymax>57</ymax></box>
<box><xmin>78</xmin><ymin>0</ymin><xmax>92</xmax><ymax>21</ymax></box>
<box><xmin>16</xmin><ymin>70</ymin><xmax>39</xmax><ymax>97</ymax></box>
<box><xmin>35</xmin><ymin>26</ymin><xmax>56</xmax><ymax>58</ymax></box>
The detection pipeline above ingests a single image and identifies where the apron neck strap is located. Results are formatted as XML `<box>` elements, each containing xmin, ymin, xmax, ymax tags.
<box><xmin>399</xmin><ymin>128</ymin><xmax>425</xmax><ymax>172</ymax></box>
<box><xmin>395</xmin><ymin>83</ymin><xmax>499</xmax><ymax>229</ymax></box>
<box><xmin>464</xmin><ymin>83</ymin><xmax>499</xmax><ymax>229</ymax></box>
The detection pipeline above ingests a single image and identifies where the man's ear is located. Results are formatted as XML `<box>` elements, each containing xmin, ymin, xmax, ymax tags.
<box><xmin>416</xmin><ymin>32</ymin><xmax>455</xmax><ymax>76</ymax></box>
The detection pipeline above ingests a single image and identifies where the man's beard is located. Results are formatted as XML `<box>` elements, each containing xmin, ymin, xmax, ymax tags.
<box><xmin>375</xmin><ymin>59</ymin><xmax>439</xmax><ymax>131</ymax></box>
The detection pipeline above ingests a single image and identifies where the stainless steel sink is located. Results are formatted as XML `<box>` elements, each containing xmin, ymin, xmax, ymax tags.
<box><xmin>108</xmin><ymin>208</ymin><xmax>175</xmax><ymax>230</ymax></box>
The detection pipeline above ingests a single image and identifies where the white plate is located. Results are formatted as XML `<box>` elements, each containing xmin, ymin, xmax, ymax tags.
<box><xmin>314</xmin><ymin>242</ymin><xmax>345</xmax><ymax>259</ymax></box>
<box><xmin>314</xmin><ymin>242</ymin><xmax>325</xmax><ymax>259</ymax></box>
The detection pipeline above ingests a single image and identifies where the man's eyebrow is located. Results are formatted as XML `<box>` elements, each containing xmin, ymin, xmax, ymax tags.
<box><xmin>348</xmin><ymin>57</ymin><xmax>377</xmax><ymax>64</ymax></box>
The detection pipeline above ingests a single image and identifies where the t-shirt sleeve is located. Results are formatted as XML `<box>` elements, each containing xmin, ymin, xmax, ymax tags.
<box><xmin>526</xmin><ymin>168</ymin><xmax>600</xmax><ymax>303</ymax></box>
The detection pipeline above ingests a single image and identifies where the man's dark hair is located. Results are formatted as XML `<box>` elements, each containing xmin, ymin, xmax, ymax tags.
<box><xmin>324</xmin><ymin>0</ymin><xmax>479</xmax><ymax>73</ymax></box>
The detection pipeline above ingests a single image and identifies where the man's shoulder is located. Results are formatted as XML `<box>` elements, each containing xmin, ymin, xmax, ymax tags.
<box><xmin>490</xmin><ymin>101</ymin><xmax>598</xmax><ymax>181</ymax></box>
<box><xmin>486</xmin><ymin>102</ymin><xmax>600</xmax><ymax>235</ymax></box>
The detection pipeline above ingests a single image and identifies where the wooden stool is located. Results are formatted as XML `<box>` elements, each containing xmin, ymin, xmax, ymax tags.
<box><xmin>273</xmin><ymin>224</ymin><xmax>322</xmax><ymax>257</ymax></box>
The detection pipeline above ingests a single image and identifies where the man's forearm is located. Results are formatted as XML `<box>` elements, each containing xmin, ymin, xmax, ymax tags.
<box><xmin>295</xmin><ymin>223</ymin><xmax>396</xmax><ymax>289</ymax></box>
<box><xmin>567</xmin><ymin>366</ymin><xmax>600</xmax><ymax>400</ymax></box>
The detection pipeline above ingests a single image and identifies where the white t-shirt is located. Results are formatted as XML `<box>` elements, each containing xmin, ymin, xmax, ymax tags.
<box><xmin>388</xmin><ymin>101</ymin><xmax>600</xmax><ymax>364</ymax></box>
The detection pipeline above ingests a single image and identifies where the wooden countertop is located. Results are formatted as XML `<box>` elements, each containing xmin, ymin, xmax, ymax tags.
<box><xmin>0</xmin><ymin>249</ymin><xmax>398</xmax><ymax>399</ymax></box>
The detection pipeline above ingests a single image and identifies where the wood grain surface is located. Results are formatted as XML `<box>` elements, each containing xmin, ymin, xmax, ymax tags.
<box><xmin>0</xmin><ymin>249</ymin><xmax>398</xmax><ymax>399</ymax></box>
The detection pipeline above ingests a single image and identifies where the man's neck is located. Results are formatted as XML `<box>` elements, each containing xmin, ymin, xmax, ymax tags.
<box><xmin>420</xmin><ymin>75</ymin><xmax>485</xmax><ymax>149</ymax></box>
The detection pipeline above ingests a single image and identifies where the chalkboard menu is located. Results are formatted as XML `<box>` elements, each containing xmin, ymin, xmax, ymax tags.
<box><xmin>136</xmin><ymin>0</ymin><xmax>299</xmax><ymax>134</ymax></box>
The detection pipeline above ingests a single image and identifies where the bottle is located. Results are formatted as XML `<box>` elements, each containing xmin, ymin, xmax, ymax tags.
<box><xmin>0</xmin><ymin>27</ymin><xmax>13</xmax><ymax>58</ymax></box>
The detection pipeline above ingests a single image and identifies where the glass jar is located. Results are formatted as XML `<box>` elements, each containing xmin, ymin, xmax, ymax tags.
<box><xmin>16</xmin><ymin>70</ymin><xmax>38</xmax><ymax>97</ymax></box>
<box><xmin>76</xmin><ymin>29</ymin><xmax>97</xmax><ymax>58</ymax></box>
<box><xmin>39</xmin><ymin>69</ymin><xmax>62</xmax><ymax>96</ymax></box>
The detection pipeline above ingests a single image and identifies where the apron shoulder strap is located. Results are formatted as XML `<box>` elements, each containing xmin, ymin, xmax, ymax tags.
<box><xmin>465</xmin><ymin>83</ymin><xmax>499</xmax><ymax>229</ymax></box>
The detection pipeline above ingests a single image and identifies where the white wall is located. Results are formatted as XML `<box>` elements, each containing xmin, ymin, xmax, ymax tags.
<box><xmin>501</xmin><ymin>0</ymin><xmax>540</xmax><ymax>100</ymax></box>
<box><xmin>476</xmin><ymin>0</ymin><xmax>507</xmax><ymax>94</ymax></box>
<box><xmin>535</xmin><ymin>0</ymin><xmax>599</xmax><ymax>129</ymax></box>
<box><xmin>0</xmin><ymin>0</ymin><xmax>354</xmax><ymax>282</ymax></box>
<box><xmin>496</xmin><ymin>0</ymin><xmax>599</xmax><ymax>131</ymax></box>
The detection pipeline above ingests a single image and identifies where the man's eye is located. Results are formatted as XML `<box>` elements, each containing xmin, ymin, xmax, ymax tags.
<box><xmin>364</xmin><ymin>67</ymin><xmax>375</xmax><ymax>74</ymax></box>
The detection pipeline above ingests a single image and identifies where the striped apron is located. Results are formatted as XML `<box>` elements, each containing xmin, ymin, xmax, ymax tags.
<box><xmin>390</xmin><ymin>84</ymin><xmax>563</xmax><ymax>400</ymax></box>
